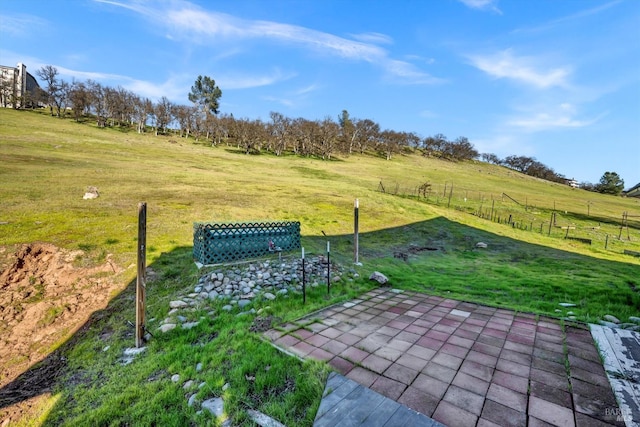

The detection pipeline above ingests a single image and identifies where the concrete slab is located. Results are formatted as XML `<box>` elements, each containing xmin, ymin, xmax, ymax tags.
<box><xmin>314</xmin><ymin>372</ymin><xmax>444</xmax><ymax>427</ymax></box>
<box><xmin>590</xmin><ymin>324</ymin><xmax>640</xmax><ymax>427</ymax></box>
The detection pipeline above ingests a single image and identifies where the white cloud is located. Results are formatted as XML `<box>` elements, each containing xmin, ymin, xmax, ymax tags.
<box><xmin>262</xmin><ymin>96</ymin><xmax>294</xmax><ymax>108</ymax></box>
<box><xmin>262</xmin><ymin>83</ymin><xmax>321</xmax><ymax>109</ymax></box>
<box><xmin>467</xmin><ymin>49</ymin><xmax>570</xmax><ymax>88</ymax></box>
<box><xmin>512</xmin><ymin>0</ymin><xmax>622</xmax><ymax>34</ymax></box>
<box><xmin>295</xmin><ymin>84</ymin><xmax>320</xmax><ymax>95</ymax></box>
<box><xmin>503</xmin><ymin>101</ymin><xmax>606</xmax><ymax>132</ymax></box>
<box><xmin>125</xmin><ymin>77</ymin><xmax>187</xmax><ymax>101</ymax></box>
<box><xmin>55</xmin><ymin>65</ymin><xmax>128</xmax><ymax>82</ymax></box>
<box><xmin>0</xmin><ymin>13</ymin><xmax>48</xmax><ymax>37</ymax></box>
<box><xmin>507</xmin><ymin>112</ymin><xmax>602</xmax><ymax>132</ymax></box>
<box><xmin>458</xmin><ymin>0</ymin><xmax>502</xmax><ymax>14</ymax></box>
<box><xmin>419</xmin><ymin>110</ymin><xmax>438</xmax><ymax>119</ymax></box>
<box><xmin>384</xmin><ymin>60</ymin><xmax>445</xmax><ymax>85</ymax></box>
<box><xmin>97</xmin><ymin>0</ymin><xmax>441</xmax><ymax>84</ymax></box>
<box><xmin>350</xmin><ymin>32</ymin><xmax>394</xmax><ymax>45</ymax></box>
<box><xmin>217</xmin><ymin>69</ymin><xmax>295</xmax><ymax>90</ymax></box>
<box><xmin>50</xmin><ymin>64</ymin><xmax>186</xmax><ymax>101</ymax></box>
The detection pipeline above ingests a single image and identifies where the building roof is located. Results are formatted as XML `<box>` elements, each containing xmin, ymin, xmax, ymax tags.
<box><xmin>624</xmin><ymin>182</ymin><xmax>640</xmax><ymax>197</ymax></box>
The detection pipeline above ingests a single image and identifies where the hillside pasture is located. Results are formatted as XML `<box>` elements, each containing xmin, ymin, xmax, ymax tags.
<box><xmin>0</xmin><ymin>108</ymin><xmax>639</xmax><ymax>425</ymax></box>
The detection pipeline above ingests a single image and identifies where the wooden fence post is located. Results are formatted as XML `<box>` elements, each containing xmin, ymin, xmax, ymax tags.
<box><xmin>136</xmin><ymin>202</ymin><xmax>147</xmax><ymax>348</ymax></box>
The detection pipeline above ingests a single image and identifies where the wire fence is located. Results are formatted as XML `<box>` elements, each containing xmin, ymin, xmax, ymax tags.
<box><xmin>378</xmin><ymin>180</ymin><xmax>640</xmax><ymax>255</ymax></box>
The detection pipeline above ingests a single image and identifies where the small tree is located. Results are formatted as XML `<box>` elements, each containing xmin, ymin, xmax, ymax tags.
<box><xmin>597</xmin><ymin>172</ymin><xmax>624</xmax><ymax>195</ymax></box>
<box><xmin>188</xmin><ymin>75</ymin><xmax>222</xmax><ymax>116</ymax></box>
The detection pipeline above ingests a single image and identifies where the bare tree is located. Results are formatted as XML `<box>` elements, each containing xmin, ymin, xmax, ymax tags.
<box><xmin>86</xmin><ymin>80</ymin><xmax>108</xmax><ymax>127</ymax></box>
<box><xmin>317</xmin><ymin>116</ymin><xmax>339</xmax><ymax>160</ymax></box>
<box><xmin>355</xmin><ymin>119</ymin><xmax>380</xmax><ymax>155</ymax></box>
<box><xmin>269</xmin><ymin>111</ymin><xmax>292</xmax><ymax>156</ymax></box>
<box><xmin>36</xmin><ymin>65</ymin><xmax>67</xmax><ymax>117</ymax></box>
<box><xmin>68</xmin><ymin>80</ymin><xmax>91</xmax><ymax>122</ymax></box>
<box><xmin>481</xmin><ymin>153</ymin><xmax>501</xmax><ymax>164</ymax></box>
<box><xmin>153</xmin><ymin>96</ymin><xmax>173</xmax><ymax>135</ymax></box>
<box><xmin>423</xmin><ymin>133</ymin><xmax>448</xmax><ymax>158</ymax></box>
<box><xmin>132</xmin><ymin>95</ymin><xmax>153</xmax><ymax>133</ymax></box>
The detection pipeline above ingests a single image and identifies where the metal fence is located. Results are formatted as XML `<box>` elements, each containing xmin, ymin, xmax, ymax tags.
<box><xmin>193</xmin><ymin>221</ymin><xmax>301</xmax><ymax>265</ymax></box>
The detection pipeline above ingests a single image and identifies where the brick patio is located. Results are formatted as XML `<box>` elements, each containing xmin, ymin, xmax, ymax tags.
<box><xmin>264</xmin><ymin>288</ymin><xmax>628</xmax><ymax>426</ymax></box>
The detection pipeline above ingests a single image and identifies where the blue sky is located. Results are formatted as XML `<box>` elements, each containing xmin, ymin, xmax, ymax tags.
<box><xmin>1</xmin><ymin>0</ymin><xmax>638</xmax><ymax>186</ymax></box>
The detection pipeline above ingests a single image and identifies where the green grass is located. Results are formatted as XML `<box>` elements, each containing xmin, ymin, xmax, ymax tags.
<box><xmin>1</xmin><ymin>108</ymin><xmax>639</xmax><ymax>426</ymax></box>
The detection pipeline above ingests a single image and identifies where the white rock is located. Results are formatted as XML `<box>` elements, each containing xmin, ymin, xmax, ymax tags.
<box><xmin>159</xmin><ymin>324</ymin><xmax>177</xmax><ymax>333</ymax></box>
<box><xmin>183</xmin><ymin>380</ymin><xmax>194</xmax><ymax>389</ymax></box>
<box><xmin>247</xmin><ymin>409</ymin><xmax>286</xmax><ymax>427</ymax></box>
<box><xmin>202</xmin><ymin>397</ymin><xmax>224</xmax><ymax>417</ymax></box>
<box><xmin>475</xmin><ymin>242</ymin><xmax>488</xmax><ymax>249</ymax></box>
<box><xmin>263</xmin><ymin>292</ymin><xmax>276</xmax><ymax>300</ymax></box>
<box><xmin>171</xmin><ymin>374</ymin><xmax>180</xmax><ymax>383</ymax></box>
<box><xmin>559</xmin><ymin>302</ymin><xmax>576</xmax><ymax>308</ymax></box>
<box><xmin>369</xmin><ymin>271</ymin><xmax>388</xmax><ymax>285</ymax></box>
<box><xmin>238</xmin><ymin>300</ymin><xmax>251</xmax><ymax>308</ymax></box>
<box><xmin>169</xmin><ymin>300</ymin><xmax>188</xmax><ymax>309</ymax></box>
<box><xmin>222</xmin><ymin>305</ymin><xmax>233</xmax><ymax>311</ymax></box>
<box><xmin>188</xmin><ymin>394</ymin><xmax>198</xmax><ymax>407</ymax></box>
<box><xmin>182</xmin><ymin>322</ymin><xmax>200</xmax><ymax>329</ymax></box>
<box><xmin>196</xmin><ymin>363</ymin><xmax>203</xmax><ymax>372</ymax></box>
<box><xmin>629</xmin><ymin>316</ymin><xmax>640</xmax><ymax>324</ymax></box>
<box><xmin>603</xmin><ymin>314</ymin><xmax>620</xmax><ymax>324</ymax></box>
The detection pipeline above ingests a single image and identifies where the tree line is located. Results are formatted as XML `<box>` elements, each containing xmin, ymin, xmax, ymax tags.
<box><xmin>26</xmin><ymin>65</ymin><xmax>627</xmax><ymax>193</ymax></box>
<box><xmin>29</xmin><ymin>66</ymin><xmax>484</xmax><ymax>162</ymax></box>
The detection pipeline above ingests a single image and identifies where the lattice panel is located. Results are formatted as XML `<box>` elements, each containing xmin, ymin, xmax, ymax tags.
<box><xmin>193</xmin><ymin>221</ymin><xmax>301</xmax><ymax>265</ymax></box>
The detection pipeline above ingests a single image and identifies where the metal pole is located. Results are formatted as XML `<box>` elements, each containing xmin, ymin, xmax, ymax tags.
<box><xmin>326</xmin><ymin>241</ymin><xmax>330</xmax><ymax>296</ymax></box>
<box><xmin>136</xmin><ymin>202</ymin><xmax>147</xmax><ymax>348</ymax></box>
<box><xmin>302</xmin><ymin>247</ymin><xmax>306</xmax><ymax>305</ymax></box>
<box><xmin>354</xmin><ymin>199</ymin><xmax>360</xmax><ymax>265</ymax></box>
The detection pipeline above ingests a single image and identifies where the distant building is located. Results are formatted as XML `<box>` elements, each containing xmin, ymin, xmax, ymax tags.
<box><xmin>0</xmin><ymin>62</ymin><xmax>41</xmax><ymax>108</ymax></box>
<box><xmin>566</xmin><ymin>178</ymin><xmax>579</xmax><ymax>188</ymax></box>
<box><xmin>624</xmin><ymin>183</ymin><xmax>640</xmax><ymax>198</ymax></box>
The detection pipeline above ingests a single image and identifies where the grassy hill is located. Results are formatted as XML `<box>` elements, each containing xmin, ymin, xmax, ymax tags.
<box><xmin>1</xmin><ymin>108</ymin><xmax>638</xmax><ymax>425</ymax></box>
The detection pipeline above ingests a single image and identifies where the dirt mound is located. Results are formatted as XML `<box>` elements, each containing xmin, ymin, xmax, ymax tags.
<box><xmin>0</xmin><ymin>243</ymin><xmax>122</xmax><ymax>388</ymax></box>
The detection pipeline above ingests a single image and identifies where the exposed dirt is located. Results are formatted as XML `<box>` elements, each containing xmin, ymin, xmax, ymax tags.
<box><xmin>249</xmin><ymin>315</ymin><xmax>280</xmax><ymax>333</ymax></box>
<box><xmin>0</xmin><ymin>242</ymin><xmax>123</xmax><ymax>424</ymax></box>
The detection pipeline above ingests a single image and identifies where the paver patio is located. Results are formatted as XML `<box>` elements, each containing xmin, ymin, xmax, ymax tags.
<box><xmin>264</xmin><ymin>288</ymin><xmax>636</xmax><ymax>426</ymax></box>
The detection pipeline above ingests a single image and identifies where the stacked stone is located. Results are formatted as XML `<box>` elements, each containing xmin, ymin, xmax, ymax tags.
<box><xmin>195</xmin><ymin>257</ymin><xmax>344</xmax><ymax>305</ymax></box>
<box><xmin>158</xmin><ymin>257</ymin><xmax>354</xmax><ymax>332</ymax></box>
